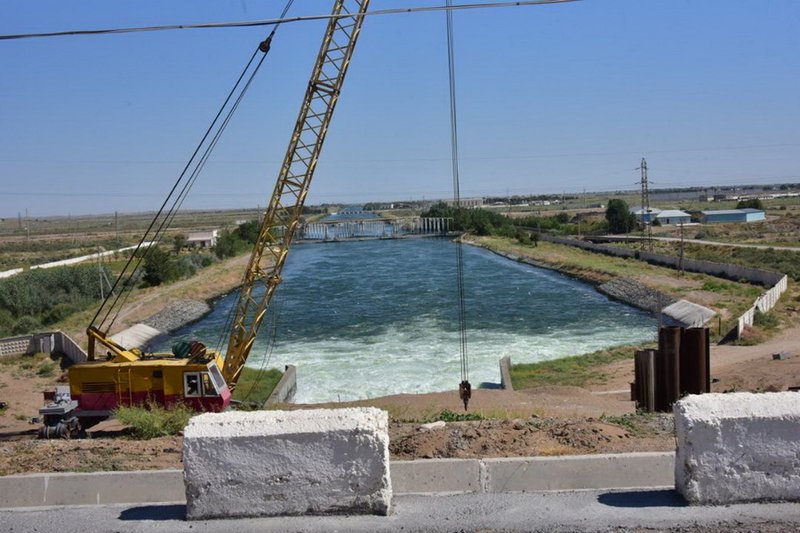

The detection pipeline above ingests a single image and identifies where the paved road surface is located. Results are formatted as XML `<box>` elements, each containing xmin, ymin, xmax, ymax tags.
<box><xmin>2</xmin><ymin>489</ymin><xmax>799</xmax><ymax>532</ymax></box>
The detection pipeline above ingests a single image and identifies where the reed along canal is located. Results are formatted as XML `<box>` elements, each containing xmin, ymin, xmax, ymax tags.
<box><xmin>167</xmin><ymin>239</ymin><xmax>656</xmax><ymax>403</ymax></box>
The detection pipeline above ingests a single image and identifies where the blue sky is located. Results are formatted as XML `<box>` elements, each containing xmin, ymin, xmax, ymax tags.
<box><xmin>1</xmin><ymin>0</ymin><xmax>799</xmax><ymax>217</ymax></box>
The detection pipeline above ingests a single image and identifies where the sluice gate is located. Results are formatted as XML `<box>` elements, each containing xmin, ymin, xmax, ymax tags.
<box><xmin>298</xmin><ymin>217</ymin><xmax>452</xmax><ymax>241</ymax></box>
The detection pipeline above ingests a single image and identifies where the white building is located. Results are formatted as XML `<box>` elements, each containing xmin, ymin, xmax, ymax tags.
<box><xmin>187</xmin><ymin>229</ymin><xmax>219</xmax><ymax>248</ymax></box>
<box><xmin>655</xmin><ymin>210</ymin><xmax>691</xmax><ymax>225</ymax></box>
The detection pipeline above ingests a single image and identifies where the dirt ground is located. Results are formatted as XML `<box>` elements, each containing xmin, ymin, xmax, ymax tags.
<box><xmin>586</xmin><ymin>322</ymin><xmax>800</xmax><ymax>394</ymax></box>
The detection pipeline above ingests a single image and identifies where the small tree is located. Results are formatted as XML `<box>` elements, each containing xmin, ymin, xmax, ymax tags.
<box><xmin>235</xmin><ymin>220</ymin><xmax>261</xmax><ymax>244</ymax></box>
<box><xmin>173</xmin><ymin>234</ymin><xmax>188</xmax><ymax>253</ymax></box>
<box><xmin>213</xmin><ymin>230</ymin><xmax>243</xmax><ymax>259</ymax></box>
<box><xmin>142</xmin><ymin>247</ymin><xmax>178</xmax><ymax>286</ymax></box>
<box><xmin>605</xmin><ymin>199</ymin><xmax>636</xmax><ymax>234</ymax></box>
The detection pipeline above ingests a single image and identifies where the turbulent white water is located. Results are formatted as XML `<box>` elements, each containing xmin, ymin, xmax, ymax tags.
<box><xmin>165</xmin><ymin>239</ymin><xmax>656</xmax><ymax>403</ymax></box>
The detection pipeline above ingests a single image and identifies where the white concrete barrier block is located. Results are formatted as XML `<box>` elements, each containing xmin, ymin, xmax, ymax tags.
<box><xmin>674</xmin><ymin>392</ymin><xmax>800</xmax><ymax>504</ymax></box>
<box><xmin>183</xmin><ymin>408</ymin><xmax>391</xmax><ymax>519</ymax></box>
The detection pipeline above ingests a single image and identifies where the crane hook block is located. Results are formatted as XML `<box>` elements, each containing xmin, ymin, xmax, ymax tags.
<box><xmin>259</xmin><ymin>36</ymin><xmax>272</xmax><ymax>54</ymax></box>
<box><xmin>459</xmin><ymin>380</ymin><xmax>472</xmax><ymax>411</ymax></box>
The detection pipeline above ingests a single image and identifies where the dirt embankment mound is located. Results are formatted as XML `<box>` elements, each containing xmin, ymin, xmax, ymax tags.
<box><xmin>390</xmin><ymin>415</ymin><xmax>674</xmax><ymax>460</ymax></box>
<box><xmin>0</xmin><ymin>414</ymin><xmax>675</xmax><ymax>476</ymax></box>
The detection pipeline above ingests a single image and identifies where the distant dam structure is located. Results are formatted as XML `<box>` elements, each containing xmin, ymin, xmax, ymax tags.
<box><xmin>299</xmin><ymin>217</ymin><xmax>452</xmax><ymax>241</ymax></box>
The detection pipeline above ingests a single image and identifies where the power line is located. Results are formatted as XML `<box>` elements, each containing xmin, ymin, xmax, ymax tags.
<box><xmin>3</xmin><ymin>143</ymin><xmax>798</xmax><ymax>165</ymax></box>
<box><xmin>0</xmin><ymin>0</ymin><xmax>580</xmax><ymax>42</ymax></box>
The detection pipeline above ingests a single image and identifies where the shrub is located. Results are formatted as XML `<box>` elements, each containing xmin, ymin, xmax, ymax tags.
<box><xmin>736</xmin><ymin>198</ymin><xmax>764</xmax><ymax>210</ymax></box>
<box><xmin>0</xmin><ymin>309</ymin><xmax>13</xmax><ymax>337</ymax></box>
<box><xmin>0</xmin><ymin>264</ymin><xmax>107</xmax><ymax>319</ymax></box>
<box><xmin>41</xmin><ymin>303</ymin><xmax>79</xmax><ymax>325</ymax></box>
<box><xmin>11</xmin><ymin>315</ymin><xmax>42</xmax><ymax>335</ymax></box>
<box><xmin>115</xmin><ymin>402</ymin><xmax>195</xmax><ymax>439</ymax></box>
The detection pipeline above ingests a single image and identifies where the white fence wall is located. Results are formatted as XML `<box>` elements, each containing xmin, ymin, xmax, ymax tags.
<box><xmin>0</xmin><ymin>331</ymin><xmax>87</xmax><ymax>363</ymax></box>
<box><xmin>737</xmin><ymin>275</ymin><xmax>789</xmax><ymax>336</ymax></box>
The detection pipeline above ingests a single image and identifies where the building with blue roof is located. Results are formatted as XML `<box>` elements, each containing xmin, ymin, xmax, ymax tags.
<box><xmin>701</xmin><ymin>208</ymin><xmax>765</xmax><ymax>224</ymax></box>
<box><xmin>631</xmin><ymin>207</ymin><xmax>661</xmax><ymax>223</ymax></box>
<box><xmin>655</xmin><ymin>210</ymin><xmax>691</xmax><ymax>225</ymax></box>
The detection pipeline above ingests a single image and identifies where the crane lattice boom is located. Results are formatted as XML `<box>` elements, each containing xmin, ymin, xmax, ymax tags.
<box><xmin>222</xmin><ymin>0</ymin><xmax>370</xmax><ymax>389</ymax></box>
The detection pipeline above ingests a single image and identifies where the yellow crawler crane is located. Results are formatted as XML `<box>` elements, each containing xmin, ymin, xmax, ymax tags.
<box><xmin>40</xmin><ymin>0</ymin><xmax>370</xmax><ymax>436</ymax></box>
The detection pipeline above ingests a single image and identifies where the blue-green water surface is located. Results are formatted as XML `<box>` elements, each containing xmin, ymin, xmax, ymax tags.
<box><xmin>165</xmin><ymin>239</ymin><xmax>656</xmax><ymax>402</ymax></box>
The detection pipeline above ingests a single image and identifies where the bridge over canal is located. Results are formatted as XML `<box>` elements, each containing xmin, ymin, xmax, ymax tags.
<box><xmin>298</xmin><ymin>217</ymin><xmax>453</xmax><ymax>241</ymax></box>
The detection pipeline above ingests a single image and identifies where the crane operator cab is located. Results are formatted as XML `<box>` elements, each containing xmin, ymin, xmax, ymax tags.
<box><xmin>181</xmin><ymin>360</ymin><xmax>230</xmax><ymax>411</ymax></box>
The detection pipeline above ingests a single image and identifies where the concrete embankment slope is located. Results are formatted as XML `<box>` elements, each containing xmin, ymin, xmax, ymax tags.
<box><xmin>109</xmin><ymin>299</ymin><xmax>212</xmax><ymax>351</ymax></box>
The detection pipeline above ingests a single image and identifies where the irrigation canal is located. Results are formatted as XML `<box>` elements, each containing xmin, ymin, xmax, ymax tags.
<box><xmin>164</xmin><ymin>239</ymin><xmax>656</xmax><ymax>403</ymax></box>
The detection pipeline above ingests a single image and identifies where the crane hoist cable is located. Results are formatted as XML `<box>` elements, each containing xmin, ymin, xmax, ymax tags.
<box><xmin>88</xmin><ymin>0</ymin><xmax>295</xmax><ymax>342</ymax></box>
<box><xmin>445</xmin><ymin>0</ymin><xmax>472</xmax><ymax>410</ymax></box>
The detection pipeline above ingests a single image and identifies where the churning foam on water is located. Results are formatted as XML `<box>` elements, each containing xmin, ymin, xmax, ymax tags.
<box><xmin>250</xmin><ymin>316</ymin><xmax>653</xmax><ymax>404</ymax></box>
<box><xmin>166</xmin><ymin>239</ymin><xmax>656</xmax><ymax>403</ymax></box>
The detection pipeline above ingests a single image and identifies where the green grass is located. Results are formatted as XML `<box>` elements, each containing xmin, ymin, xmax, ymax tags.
<box><xmin>599</xmin><ymin>412</ymin><xmax>651</xmax><ymax>437</ymax></box>
<box><xmin>114</xmin><ymin>403</ymin><xmax>195</xmax><ymax>439</ymax></box>
<box><xmin>479</xmin><ymin>237</ymin><xmax>655</xmax><ymax>283</ymax></box>
<box><xmin>700</xmin><ymin>280</ymin><xmax>762</xmax><ymax>300</ymax></box>
<box><xmin>1</xmin><ymin>353</ymin><xmax>61</xmax><ymax>379</ymax></box>
<box><xmin>425</xmin><ymin>409</ymin><xmax>484</xmax><ymax>422</ymax></box>
<box><xmin>510</xmin><ymin>344</ymin><xmax>654</xmax><ymax>390</ymax></box>
<box><xmin>231</xmin><ymin>367</ymin><xmax>284</xmax><ymax>405</ymax></box>
<box><xmin>35</xmin><ymin>361</ymin><xmax>56</xmax><ymax>377</ymax></box>
<box><xmin>753</xmin><ymin>309</ymin><xmax>780</xmax><ymax>329</ymax></box>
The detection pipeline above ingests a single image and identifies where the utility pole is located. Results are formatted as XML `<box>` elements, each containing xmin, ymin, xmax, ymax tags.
<box><xmin>98</xmin><ymin>249</ymin><xmax>105</xmax><ymax>301</ymax></box>
<box><xmin>638</xmin><ymin>158</ymin><xmax>652</xmax><ymax>251</ymax></box>
<box><xmin>114</xmin><ymin>211</ymin><xmax>119</xmax><ymax>237</ymax></box>
<box><xmin>679</xmin><ymin>221</ymin><xmax>685</xmax><ymax>275</ymax></box>
<box><xmin>17</xmin><ymin>212</ymin><xmax>21</xmax><ymax>230</ymax></box>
